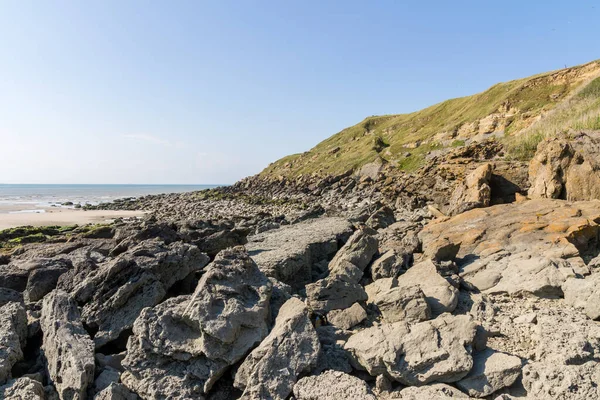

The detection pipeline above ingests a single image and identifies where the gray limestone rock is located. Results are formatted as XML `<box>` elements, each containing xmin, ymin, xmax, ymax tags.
<box><xmin>345</xmin><ymin>314</ymin><xmax>478</xmax><ymax>385</ymax></box>
<box><xmin>456</xmin><ymin>349</ymin><xmax>522</xmax><ymax>398</ymax></box>
<box><xmin>41</xmin><ymin>290</ymin><xmax>95</xmax><ymax>400</ymax></box>
<box><xmin>0</xmin><ymin>377</ymin><xmax>46</xmax><ymax>400</ymax></box>
<box><xmin>0</xmin><ymin>302</ymin><xmax>27</xmax><ymax>384</ymax></box>
<box><xmin>373</xmin><ymin>285</ymin><xmax>430</xmax><ymax>323</ymax></box>
<box><xmin>122</xmin><ymin>247</ymin><xmax>272</xmax><ymax>399</ymax></box>
<box><xmin>72</xmin><ymin>238</ymin><xmax>209</xmax><ymax>348</ymax></box>
<box><xmin>293</xmin><ymin>370</ymin><xmax>376</xmax><ymax>400</ymax></box>
<box><xmin>396</xmin><ymin>260</ymin><xmax>458</xmax><ymax>315</ymax></box>
<box><xmin>246</xmin><ymin>217</ymin><xmax>353</xmax><ymax>290</ymax></box>
<box><xmin>234</xmin><ymin>297</ymin><xmax>320</xmax><ymax>400</ymax></box>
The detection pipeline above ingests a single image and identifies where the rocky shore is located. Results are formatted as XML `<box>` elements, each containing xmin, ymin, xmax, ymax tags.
<box><xmin>3</xmin><ymin>133</ymin><xmax>600</xmax><ymax>399</ymax></box>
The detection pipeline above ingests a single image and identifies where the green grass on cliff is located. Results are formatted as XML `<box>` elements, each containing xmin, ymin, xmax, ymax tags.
<box><xmin>261</xmin><ymin>60</ymin><xmax>600</xmax><ymax>178</ymax></box>
<box><xmin>505</xmin><ymin>75</ymin><xmax>600</xmax><ymax>160</ymax></box>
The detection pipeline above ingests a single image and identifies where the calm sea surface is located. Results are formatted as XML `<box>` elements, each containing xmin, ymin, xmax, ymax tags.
<box><xmin>0</xmin><ymin>184</ymin><xmax>219</xmax><ymax>212</ymax></box>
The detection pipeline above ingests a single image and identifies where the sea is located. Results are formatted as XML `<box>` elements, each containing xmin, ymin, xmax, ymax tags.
<box><xmin>0</xmin><ymin>184</ymin><xmax>219</xmax><ymax>214</ymax></box>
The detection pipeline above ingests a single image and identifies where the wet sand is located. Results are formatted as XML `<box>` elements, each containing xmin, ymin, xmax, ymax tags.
<box><xmin>0</xmin><ymin>205</ymin><xmax>146</xmax><ymax>230</ymax></box>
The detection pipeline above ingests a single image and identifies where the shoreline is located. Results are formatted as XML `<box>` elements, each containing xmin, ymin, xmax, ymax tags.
<box><xmin>0</xmin><ymin>206</ymin><xmax>147</xmax><ymax>230</ymax></box>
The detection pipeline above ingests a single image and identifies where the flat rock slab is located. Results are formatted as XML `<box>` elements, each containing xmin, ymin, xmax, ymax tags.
<box><xmin>247</xmin><ymin>217</ymin><xmax>353</xmax><ymax>290</ymax></box>
<box><xmin>420</xmin><ymin>199</ymin><xmax>600</xmax><ymax>296</ymax></box>
<box><xmin>345</xmin><ymin>314</ymin><xmax>478</xmax><ymax>385</ymax></box>
<box><xmin>293</xmin><ymin>370</ymin><xmax>376</xmax><ymax>400</ymax></box>
<box><xmin>456</xmin><ymin>349</ymin><xmax>522</xmax><ymax>398</ymax></box>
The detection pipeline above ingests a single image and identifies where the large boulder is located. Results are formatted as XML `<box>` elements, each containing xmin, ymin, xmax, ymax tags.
<box><xmin>41</xmin><ymin>290</ymin><xmax>95</xmax><ymax>400</ymax></box>
<box><xmin>0</xmin><ymin>302</ymin><xmax>27</xmax><ymax>384</ymax></box>
<box><xmin>234</xmin><ymin>297</ymin><xmax>320</xmax><ymax>400</ymax></box>
<box><xmin>563</xmin><ymin>274</ymin><xmax>600</xmax><ymax>320</ymax></box>
<box><xmin>345</xmin><ymin>314</ymin><xmax>478</xmax><ymax>385</ymax></box>
<box><xmin>306</xmin><ymin>229</ymin><xmax>376</xmax><ymax>313</ymax></box>
<box><xmin>72</xmin><ymin>239</ymin><xmax>209</xmax><ymax>347</ymax></box>
<box><xmin>328</xmin><ymin>229</ymin><xmax>378</xmax><ymax>281</ymax></box>
<box><xmin>0</xmin><ymin>377</ymin><xmax>46</xmax><ymax>400</ymax></box>
<box><xmin>122</xmin><ymin>247</ymin><xmax>272</xmax><ymax>399</ymax></box>
<box><xmin>528</xmin><ymin>135</ymin><xmax>600</xmax><ymax>201</ymax></box>
<box><xmin>373</xmin><ymin>285</ymin><xmax>430</xmax><ymax>323</ymax></box>
<box><xmin>0</xmin><ymin>257</ymin><xmax>71</xmax><ymax>302</ymax></box>
<box><xmin>246</xmin><ymin>217</ymin><xmax>353</xmax><ymax>290</ymax></box>
<box><xmin>327</xmin><ymin>302</ymin><xmax>367</xmax><ymax>330</ymax></box>
<box><xmin>396</xmin><ymin>260</ymin><xmax>458</xmax><ymax>315</ymax></box>
<box><xmin>456</xmin><ymin>349</ymin><xmax>522</xmax><ymax>398</ymax></box>
<box><xmin>94</xmin><ymin>383</ymin><xmax>137</xmax><ymax>400</ymax></box>
<box><xmin>419</xmin><ymin>199</ymin><xmax>600</xmax><ymax>297</ymax></box>
<box><xmin>293</xmin><ymin>370</ymin><xmax>376</xmax><ymax>400</ymax></box>
<box><xmin>306</xmin><ymin>275</ymin><xmax>368</xmax><ymax>313</ymax></box>
<box><xmin>447</xmin><ymin>163</ymin><xmax>493</xmax><ymax>215</ymax></box>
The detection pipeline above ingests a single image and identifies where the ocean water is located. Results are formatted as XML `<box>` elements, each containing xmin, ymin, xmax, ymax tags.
<box><xmin>0</xmin><ymin>184</ymin><xmax>219</xmax><ymax>213</ymax></box>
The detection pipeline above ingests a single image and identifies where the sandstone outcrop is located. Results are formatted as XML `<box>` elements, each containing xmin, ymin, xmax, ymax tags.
<box><xmin>528</xmin><ymin>134</ymin><xmax>600</xmax><ymax>201</ymax></box>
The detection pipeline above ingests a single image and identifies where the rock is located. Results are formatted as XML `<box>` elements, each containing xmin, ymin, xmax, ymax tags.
<box><xmin>72</xmin><ymin>239</ymin><xmax>209</xmax><ymax>347</ymax></box>
<box><xmin>94</xmin><ymin>367</ymin><xmax>121</xmax><ymax>393</ymax></box>
<box><xmin>0</xmin><ymin>377</ymin><xmax>46</xmax><ymax>400</ymax></box>
<box><xmin>396</xmin><ymin>260</ymin><xmax>458</xmax><ymax>315</ymax></box>
<box><xmin>0</xmin><ymin>287</ymin><xmax>23</xmax><ymax>306</ymax></box>
<box><xmin>328</xmin><ymin>228</ymin><xmax>379</xmax><ymax>282</ymax></box>
<box><xmin>234</xmin><ymin>297</ymin><xmax>320</xmax><ymax>400</ymax></box>
<box><xmin>423</xmin><ymin>238</ymin><xmax>460</xmax><ymax>262</ymax></box>
<box><xmin>420</xmin><ymin>199</ymin><xmax>600</xmax><ymax>296</ymax></box>
<box><xmin>523</xmin><ymin>361</ymin><xmax>600</xmax><ymax>400</ymax></box>
<box><xmin>373</xmin><ymin>285</ymin><xmax>430</xmax><ymax>323</ymax></box>
<box><xmin>345</xmin><ymin>314</ymin><xmax>477</xmax><ymax>385</ymax></box>
<box><xmin>327</xmin><ymin>302</ymin><xmax>367</xmax><ymax>330</ymax></box>
<box><xmin>306</xmin><ymin>229</ymin><xmax>376</xmax><ymax>312</ymax></box>
<box><xmin>456</xmin><ymin>349</ymin><xmax>522</xmax><ymax>398</ymax></box>
<box><xmin>122</xmin><ymin>247</ymin><xmax>272</xmax><ymax>399</ymax></box>
<box><xmin>365</xmin><ymin>206</ymin><xmax>395</xmax><ymax>230</ymax></box>
<box><xmin>563</xmin><ymin>274</ymin><xmax>600</xmax><ymax>320</ymax></box>
<box><xmin>94</xmin><ymin>383</ymin><xmax>137</xmax><ymax>400</ymax></box>
<box><xmin>447</xmin><ymin>163</ymin><xmax>493</xmax><ymax>215</ymax></box>
<box><xmin>25</xmin><ymin>260</ymin><xmax>71</xmax><ymax>302</ymax></box>
<box><xmin>528</xmin><ymin>135</ymin><xmax>600</xmax><ymax>201</ymax></box>
<box><xmin>306</xmin><ymin>275</ymin><xmax>368</xmax><ymax>313</ymax></box>
<box><xmin>1</xmin><ymin>257</ymin><xmax>71</xmax><ymax>303</ymax></box>
<box><xmin>0</xmin><ymin>302</ymin><xmax>27</xmax><ymax>384</ymax></box>
<box><xmin>95</xmin><ymin>353</ymin><xmax>125</xmax><ymax>373</ymax></box>
<box><xmin>364</xmin><ymin>277</ymin><xmax>397</xmax><ymax>302</ymax></box>
<box><xmin>246</xmin><ymin>217</ymin><xmax>353</xmax><ymax>290</ymax></box>
<box><xmin>293</xmin><ymin>370</ymin><xmax>376</xmax><ymax>400</ymax></box>
<box><xmin>514</xmin><ymin>312</ymin><xmax>537</xmax><ymax>324</ymax></box>
<box><xmin>370</xmin><ymin>250</ymin><xmax>404</xmax><ymax>280</ymax></box>
<box><xmin>392</xmin><ymin>383</ymin><xmax>469</xmax><ymax>399</ymax></box>
<box><xmin>41</xmin><ymin>290</ymin><xmax>95</xmax><ymax>400</ymax></box>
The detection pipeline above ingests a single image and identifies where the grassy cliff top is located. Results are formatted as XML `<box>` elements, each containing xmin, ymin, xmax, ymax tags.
<box><xmin>260</xmin><ymin>60</ymin><xmax>600</xmax><ymax>179</ymax></box>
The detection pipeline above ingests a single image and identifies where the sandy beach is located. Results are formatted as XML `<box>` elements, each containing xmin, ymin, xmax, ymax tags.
<box><xmin>0</xmin><ymin>204</ymin><xmax>146</xmax><ymax>230</ymax></box>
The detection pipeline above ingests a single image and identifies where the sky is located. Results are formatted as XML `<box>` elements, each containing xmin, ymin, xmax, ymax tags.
<box><xmin>0</xmin><ymin>1</ymin><xmax>599</xmax><ymax>184</ymax></box>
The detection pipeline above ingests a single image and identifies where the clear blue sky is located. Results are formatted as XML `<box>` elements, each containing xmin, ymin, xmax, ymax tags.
<box><xmin>0</xmin><ymin>1</ymin><xmax>598</xmax><ymax>184</ymax></box>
